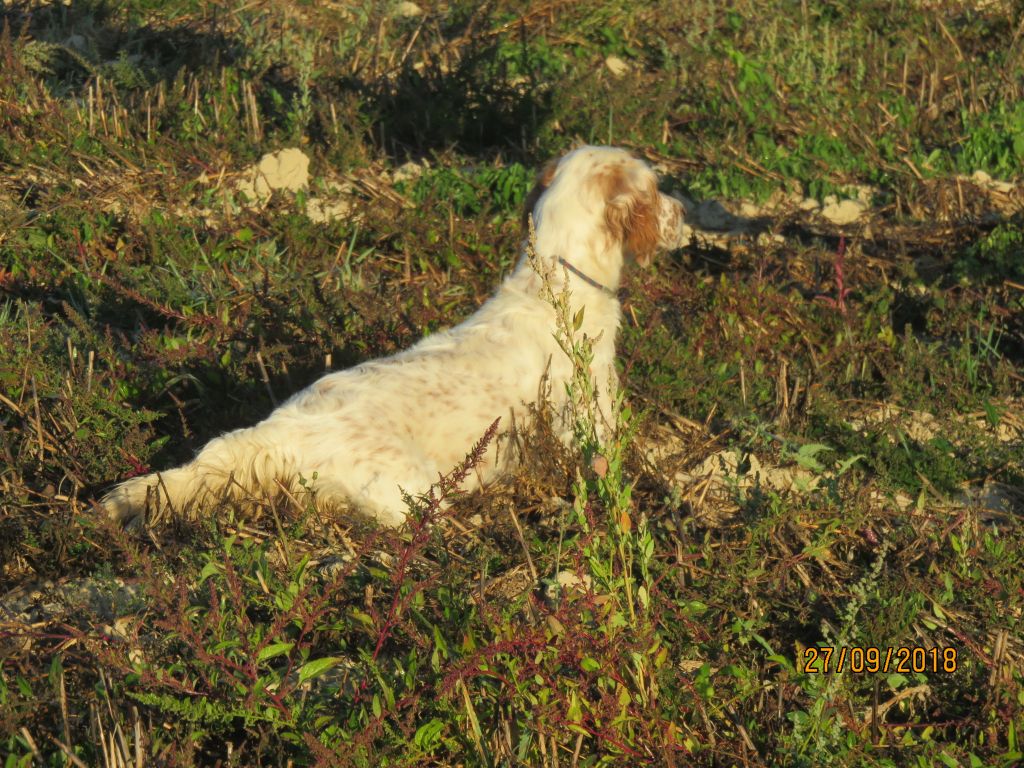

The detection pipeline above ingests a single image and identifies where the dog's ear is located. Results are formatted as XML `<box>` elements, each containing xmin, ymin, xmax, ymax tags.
<box><xmin>602</xmin><ymin>168</ymin><xmax>659</xmax><ymax>266</ymax></box>
<box><xmin>520</xmin><ymin>159</ymin><xmax>559</xmax><ymax>234</ymax></box>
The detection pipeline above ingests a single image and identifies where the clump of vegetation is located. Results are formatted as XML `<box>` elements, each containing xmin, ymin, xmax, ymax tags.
<box><xmin>1</xmin><ymin>0</ymin><xmax>1022</xmax><ymax>765</ymax></box>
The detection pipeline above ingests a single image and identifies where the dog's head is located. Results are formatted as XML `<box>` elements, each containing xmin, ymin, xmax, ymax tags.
<box><xmin>522</xmin><ymin>146</ymin><xmax>685</xmax><ymax>271</ymax></box>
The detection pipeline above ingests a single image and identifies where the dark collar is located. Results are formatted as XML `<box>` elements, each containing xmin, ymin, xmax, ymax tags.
<box><xmin>557</xmin><ymin>256</ymin><xmax>617</xmax><ymax>297</ymax></box>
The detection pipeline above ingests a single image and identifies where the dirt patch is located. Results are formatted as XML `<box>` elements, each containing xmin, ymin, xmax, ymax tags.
<box><xmin>848</xmin><ymin>401</ymin><xmax>1023</xmax><ymax>445</ymax></box>
<box><xmin>642</xmin><ymin>426</ymin><xmax>820</xmax><ymax>524</ymax></box>
<box><xmin>1</xmin><ymin>576</ymin><xmax>143</xmax><ymax>628</ymax></box>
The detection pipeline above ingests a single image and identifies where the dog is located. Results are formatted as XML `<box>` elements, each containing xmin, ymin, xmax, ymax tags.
<box><xmin>102</xmin><ymin>146</ymin><xmax>685</xmax><ymax>527</ymax></box>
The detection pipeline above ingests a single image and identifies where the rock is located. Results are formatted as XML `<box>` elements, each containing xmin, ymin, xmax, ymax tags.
<box><xmin>672</xmin><ymin>449</ymin><xmax>819</xmax><ymax>498</ymax></box>
<box><xmin>970</xmin><ymin>169</ymin><xmax>1015</xmax><ymax>194</ymax></box>
<box><xmin>846</xmin><ymin>404</ymin><xmax>939</xmax><ymax>443</ymax></box>
<box><xmin>237</xmin><ymin>148</ymin><xmax>310</xmax><ymax>204</ymax></box>
<box><xmin>306</xmin><ymin>196</ymin><xmax>353</xmax><ymax>224</ymax></box>
<box><xmin>756</xmin><ymin>231</ymin><xmax>786</xmax><ymax>245</ymax></box>
<box><xmin>605</xmin><ymin>55</ymin><xmax>630</xmax><ymax>77</ymax></box>
<box><xmin>851</xmin><ymin>184</ymin><xmax>876</xmax><ymax>205</ymax></box>
<box><xmin>555</xmin><ymin>571</ymin><xmax>592</xmax><ymax>591</ymax></box>
<box><xmin>256</xmin><ymin>148</ymin><xmax>309</xmax><ymax>193</ymax></box>
<box><xmin>738</xmin><ymin>201</ymin><xmax>762</xmax><ymax>219</ymax></box>
<box><xmin>392</xmin><ymin>160</ymin><xmax>427</xmax><ymax>184</ymax></box>
<box><xmin>392</xmin><ymin>1</ymin><xmax>423</xmax><ymax>17</ymax></box>
<box><xmin>545</xmin><ymin>570</ymin><xmax>593</xmax><ymax>603</ymax></box>
<box><xmin>820</xmin><ymin>198</ymin><xmax>867</xmax><ymax>225</ymax></box>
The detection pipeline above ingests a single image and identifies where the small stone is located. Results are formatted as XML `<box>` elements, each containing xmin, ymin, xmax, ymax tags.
<box><xmin>604</xmin><ymin>55</ymin><xmax>630</xmax><ymax>77</ymax></box>
<box><xmin>306</xmin><ymin>197</ymin><xmax>353</xmax><ymax>224</ymax></box>
<box><xmin>738</xmin><ymin>201</ymin><xmax>762</xmax><ymax>219</ymax></box>
<box><xmin>819</xmin><ymin>198</ymin><xmax>867</xmax><ymax>225</ymax></box>
<box><xmin>392</xmin><ymin>160</ymin><xmax>427</xmax><ymax>184</ymax></box>
<box><xmin>545</xmin><ymin>571</ymin><xmax>593</xmax><ymax>603</ymax></box>
<box><xmin>556</xmin><ymin>571</ymin><xmax>592</xmax><ymax>590</ymax></box>
<box><xmin>392</xmin><ymin>1</ymin><xmax>422</xmax><ymax>17</ymax></box>
<box><xmin>851</xmin><ymin>184</ymin><xmax>876</xmax><ymax>205</ymax></box>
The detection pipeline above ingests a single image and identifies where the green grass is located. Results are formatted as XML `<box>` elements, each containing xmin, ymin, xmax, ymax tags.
<box><xmin>1</xmin><ymin>0</ymin><xmax>1023</xmax><ymax>765</ymax></box>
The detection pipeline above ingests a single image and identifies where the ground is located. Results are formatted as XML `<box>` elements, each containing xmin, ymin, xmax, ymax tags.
<box><xmin>0</xmin><ymin>1</ymin><xmax>1022</xmax><ymax>766</ymax></box>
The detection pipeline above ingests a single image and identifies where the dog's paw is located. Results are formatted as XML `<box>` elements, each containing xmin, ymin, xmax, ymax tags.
<box><xmin>100</xmin><ymin>478</ymin><xmax>154</xmax><ymax>530</ymax></box>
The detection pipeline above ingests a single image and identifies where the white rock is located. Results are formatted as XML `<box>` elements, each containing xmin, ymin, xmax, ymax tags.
<box><xmin>392</xmin><ymin>1</ymin><xmax>422</xmax><ymax>17</ymax></box>
<box><xmin>545</xmin><ymin>571</ymin><xmax>593</xmax><ymax>602</ymax></box>
<box><xmin>236</xmin><ymin>148</ymin><xmax>310</xmax><ymax>204</ymax></box>
<box><xmin>392</xmin><ymin>160</ymin><xmax>427</xmax><ymax>184</ymax></box>
<box><xmin>604</xmin><ymin>55</ymin><xmax>630</xmax><ymax>77</ymax></box>
<box><xmin>970</xmin><ymin>170</ymin><xmax>1015</xmax><ymax>193</ymax></box>
<box><xmin>555</xmin><ymin>571</ymin><xmax>592</xmax><ymax>591</ymax></box>
<box><xmin>819</xmin><ymin>198</ymin><xmax>867</xmax><ymax>225</ymax></box>
<box><xmin>256</xmin><ymin>147</ymin><xmax>309</xmax><ymax>193</ymax></box>
<box><xmin>851</xmin><ymin>184</ymin><xmax>876</xmax><ymax>205</ymax></box>
<box><xmin>673</xmin><ymin>449</ymin><xmax>819</xmax><ymax>496</ymax></box>
<box><xmin>738</xmin><ymin>201</ymin><xmax>762</xmax><ymax>219</ymax></box>
<box><xmin>306</xmin><ymin>196</ymin><xmax>353</xmax><ymax>224</ymax></box>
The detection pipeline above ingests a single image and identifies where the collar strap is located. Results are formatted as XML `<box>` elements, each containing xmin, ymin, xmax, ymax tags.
<box><xmin>557</xmin><ymin>256</ymin><xmax>617</xmax><ymax>297</ymax></box>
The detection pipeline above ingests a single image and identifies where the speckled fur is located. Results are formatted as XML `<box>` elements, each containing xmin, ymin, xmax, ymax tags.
<box><xmin>102</xmin><ymin>146</ymin><xmax>685</xmax><ymax>527</ymax></box>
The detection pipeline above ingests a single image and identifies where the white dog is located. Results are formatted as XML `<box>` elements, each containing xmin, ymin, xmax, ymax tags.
<box><xmin>102</xmin><ymin>146</ymin><xmax>685</xmax><ymax>527</ymax></box>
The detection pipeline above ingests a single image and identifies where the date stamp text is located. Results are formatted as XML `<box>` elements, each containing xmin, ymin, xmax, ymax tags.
<box><xmin>802</xmin><ymin>646</ymin><xmax>957</xmax><ymax>674</ymax></box>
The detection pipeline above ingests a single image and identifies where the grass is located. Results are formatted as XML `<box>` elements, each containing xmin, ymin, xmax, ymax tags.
<box><xmin>1</xmin><ymin>0</ymin><xmax>1023</xmax><ymax>765</ymax></box>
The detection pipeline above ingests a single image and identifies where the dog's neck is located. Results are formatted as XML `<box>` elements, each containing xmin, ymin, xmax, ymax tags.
<box><xmin>556</xmin><ymin>256</ymin><xmax>617</xmax><ymax>297</ymax></box>
<box><xmin>511</xmin><ymin>247</ymin><xmax>624</xmax><ymax>302</ymax></box>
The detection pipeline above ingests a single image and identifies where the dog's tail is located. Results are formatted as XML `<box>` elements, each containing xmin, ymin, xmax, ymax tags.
<box><xmin>101</xmin><ymin>425</ymin><xmax>288</xmax><ymax>528</ymax></box>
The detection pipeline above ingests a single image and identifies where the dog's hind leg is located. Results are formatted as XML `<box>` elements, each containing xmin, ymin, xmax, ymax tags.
<box><xmin>102</xmin><ymin>424</ymin><xmax>291</xmax><ymax>528</ymax></box>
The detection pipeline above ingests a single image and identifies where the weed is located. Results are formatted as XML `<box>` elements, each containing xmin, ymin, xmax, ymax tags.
<box><xmin>956</xmin><ymin>220</ymin><xmax>1024</xmax><ymax>284</ymax></box>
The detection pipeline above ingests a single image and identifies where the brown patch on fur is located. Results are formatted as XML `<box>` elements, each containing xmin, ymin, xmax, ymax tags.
<box><xmin>598</xmin><ymin>165</ymin><xmax>660</xmax><ymax>266</ymax></box>
<box><xmin>520</xmin><ymin>158</ymin><xmax>558</xmax><ymax>233</ymax></box>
